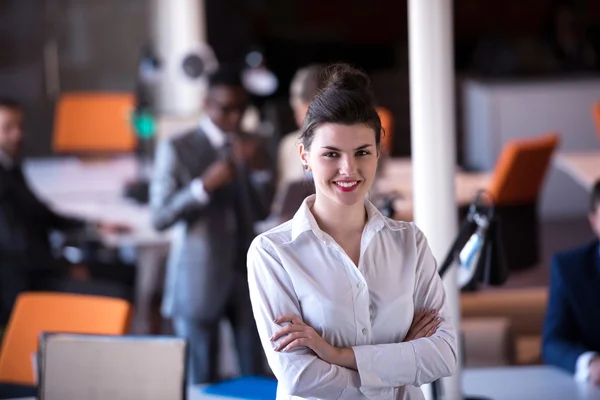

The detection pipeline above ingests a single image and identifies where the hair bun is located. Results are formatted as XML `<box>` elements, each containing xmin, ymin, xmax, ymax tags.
<box><xmin>299</xmin><ymin>62</ymin><xmax>382</xmax><ymax>149</ymax></box>
<box><xmin>321</xmin><ymin>63</ymin><xmax>371</xmax><ymax>95</ymax></box>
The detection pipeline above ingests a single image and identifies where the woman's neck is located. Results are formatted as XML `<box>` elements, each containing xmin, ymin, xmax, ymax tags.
<box><xmin>311</xmin><ymin>195</ymin><xmax>367</xmax><ymax>238</ymax></box>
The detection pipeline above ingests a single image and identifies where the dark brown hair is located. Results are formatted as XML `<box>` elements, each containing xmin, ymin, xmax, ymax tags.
<box><xmin>0</xmin><ymin>98</ymin><xmax>22</xmax><ymax>112</ymax></box>
<box><xmin>298</xmin><ymin>63</ymin><xmax>382</xmax><ymax>150</ymax></box>
<box><xmin>207</xmin><ymin>65</ymin><xmax>244</xmax><ymax>90</ymax></box>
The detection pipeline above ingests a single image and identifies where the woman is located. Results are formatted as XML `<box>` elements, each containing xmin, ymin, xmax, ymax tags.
<box><xmin>247</xmin><ymin>64</ymin><xmax>457</xmax><ymax>399</ymax></box>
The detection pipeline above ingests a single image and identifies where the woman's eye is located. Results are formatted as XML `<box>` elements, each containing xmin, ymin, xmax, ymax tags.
<box><xmin>356</xmin><ymin>150</ymin><xmax>370</xmax><ymax>156</ymax></box>
<box><xmin>323</xmin><ymin>152</ymin><xmax>338</xmax><ymax>158</ymax></box>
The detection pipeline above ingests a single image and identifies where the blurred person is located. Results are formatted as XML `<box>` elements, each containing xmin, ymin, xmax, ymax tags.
<box><xmin>276</xmin><ymin>65</ymin><xmax>324</xmax><ymax>192</ymax></box>
<box><xmin>0</xmin><ymin>98</ymin><xmax>133</xmax><ymax>327</ymax></box>
<box><xmin>542</xmin><ymin>179</ymin><xmax>600</xmax><ymax>386</ymax></box>
<box><xmin>247</xmin><ymin>64</ymin><xmax>457</xmax><ymax>399</ymax></box>
<box><xmin>150</xmin><ymin>67</ymin><xmax>272</xmax><ymax>384</ymax></box>
<box><xmin>262</xmin><ymin>65</ymin><xmax>324</xmax><ymax>226</ymax></box>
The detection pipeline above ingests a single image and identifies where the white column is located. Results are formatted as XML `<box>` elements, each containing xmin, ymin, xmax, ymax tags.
<box><xmin>408</xmin><ymin>1</ymin><xmax>462</xmax><ymax>400</ymax></box>
<box><xmin>151</xmin><ymin>0</ymin><xmax>206</xmax><ymax>116</ymax></box>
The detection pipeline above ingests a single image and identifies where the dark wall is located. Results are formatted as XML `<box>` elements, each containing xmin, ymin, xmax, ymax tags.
<box><xmin>2</xmin><ymin>0</ymin><xmax>599</xmax><ymax>157</ymax></box>
<box><xmin>0</xmin><ymin>0</ymin><xmax>49</xmax><ymax>156</ymax></box>
<box><xmin>0</xmin><ymin>0</ymin><xmax>148</xmax><ymax>157</ymax></box>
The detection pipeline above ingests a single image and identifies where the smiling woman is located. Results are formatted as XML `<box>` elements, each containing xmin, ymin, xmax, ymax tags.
<box><xmin>300</xmin><ymin>123</ymin><xmax>378</xmax><ymax>210</ymax></box>
<box><xmin>246</xmin><ymin>64</ymin><xmax>458</xmax><ymax>400</ymax></box>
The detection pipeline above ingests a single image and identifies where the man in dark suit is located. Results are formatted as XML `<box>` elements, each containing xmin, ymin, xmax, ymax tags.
<box><xmin>0</xmin><ymin>98</ymin><xmax>132</xmax><ymax>326</ymax></box>
<box><xmin>542</xmin><ymin>180</ymin><xmax>600</xmax><ymax>386</ymax></box>
<box><xmin>150</xmin><ymin>67</ymin><xmax>272</xmax><ymax>384</ymax></box>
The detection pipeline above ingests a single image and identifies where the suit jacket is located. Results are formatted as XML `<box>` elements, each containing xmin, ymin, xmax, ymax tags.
<box><xmin>0</xmin><ymin>163</ymin><xmax>85</xmax><ymax>269</ymax></box>
<box><xmin>542</xmin><ymin>240</ymin><xmax>600</xmax><ymax>373</ymax></box>
<box><xmin>151</xmin><ymin>128</ymin><xmax>273</xmax><ymax>321</ymax></box>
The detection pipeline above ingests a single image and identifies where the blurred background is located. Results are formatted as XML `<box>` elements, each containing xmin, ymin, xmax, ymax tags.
<box><xmin>1</xmin><ymin>0</ymin><xmax>600</xmax><ymax>397</ymax></box>
<box><xmin>3</xmin><ymin>0</ymin><xmax>599</xmax><ymax>158</ymax></box>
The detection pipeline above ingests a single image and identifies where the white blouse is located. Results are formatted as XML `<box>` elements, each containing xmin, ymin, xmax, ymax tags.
<box><xmin>247</xmin><ymin>195</ymin><xmax>457</xmax><ymax>400</ymax></box>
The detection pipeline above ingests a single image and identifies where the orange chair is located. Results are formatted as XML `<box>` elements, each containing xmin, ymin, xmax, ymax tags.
<box><xmin>0</xmin><ymin>293</ymin><xmax>132</xmax><ymax>385</ymax></box>
<box><xmin>52</xmin><ymin>92</ymin><xmax>137</xmax><ymax>154</ymax></box>
<box><xmin>479</xmin><ymin>132</ymin><xmax>560</xmax><ymax>270</ymax></box>
<box><xmin>488</xmin><ymin>133</ymin><xmax>560</xmax><ymax>205</ymax></box>
<box><xmin>376</xmin><ymin>106</ymin><xmax>394</xmax><ymax>155</ymax></box>
<box><xmin>592</xmin><ymin>102</ymin><xmax>600</xmax><ymax>143</ymax></box>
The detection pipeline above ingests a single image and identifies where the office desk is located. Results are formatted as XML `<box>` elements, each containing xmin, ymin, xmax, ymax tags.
<box><xmin>554</xmin><ymin>151</ymin><xmax>600</xmax><ymax>191</ymax></box>
<box><xmin>23</xmin><ymin>156</ymin><xmax>168</xmax><ymax>247</ymax></box>
<box><xmin>21</xmin><ymin>156</ymin><xmax>489</xmax><ymax>333</ymax></box>
<box><xmin>23</xmin><ymin>156</ymin><xmax>170</xmax><ymax>334</ymax></box>
<box><xmin>24</xmin><ymin>156</ymin><xmax>489</xmax><ymax>234</ymax></box>
<box><xmin>463</xmin><ymin>365</ymin><xmax>600</xmax><ymax>400</ymax></box>
<box><xmin>375</xmin><ymin>158</ymin><xmax>492</xmax><ymax>220</ymax></box>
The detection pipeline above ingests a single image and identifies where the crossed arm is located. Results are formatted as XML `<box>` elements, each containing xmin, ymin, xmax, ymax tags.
<box><xmin>247</xmin><ymin>234</ymin><xmax>458</xmax><ymax>398</ymax></box>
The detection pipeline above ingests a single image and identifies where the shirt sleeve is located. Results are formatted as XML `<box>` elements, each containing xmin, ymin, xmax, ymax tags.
<box><xmin>150</xmin><ymin>140</ymin><xmax>211</xmax><ymax>231</ymax></box>
<box><xmin>542</xmin><ymin>255</ymin><xmax>591</xmax><ymax>374</ymax></box>
<box><xmin>575</xmin><ymin>351</ymin><xmax>598</xmax><ymax>382</ymax></box>
<box><xmin>190</xmin><ymin>178</ymin><xmax>210</xmax><ymax>205</ymax></box>
<box><xmin>351</xmin><ymin>226</ymin><xmax>458</xmax><ymax>390</ymax></box>
<box><xmin>247</xmin><ymin>237</ymin><xmax>365</xmax><ymax>399</ymax></box>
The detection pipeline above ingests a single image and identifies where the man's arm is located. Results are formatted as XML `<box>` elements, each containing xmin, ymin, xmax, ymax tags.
<box><xmin>150</xmin><ymin>139</ymin><xmax>217</xmax><ymax>231</ymax></box>
<box><xmin>236</xmin><ymin>135</ymin><xmax>275</xmax><ymax>221</ymax></box>
<box><xmin>18</xmin><ymin>167</ymin><xmax>87</xmax><ymax>231</ymax></box>
<box><xmin>542</xmin><ymin>256</ymin><xmax>589</xmax><ymax>374</ymax></box>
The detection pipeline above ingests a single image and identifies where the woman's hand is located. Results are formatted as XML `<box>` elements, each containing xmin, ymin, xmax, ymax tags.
<box><xmin>271</xmin><ymin>314</ymin><xmax>358</xmax><ymax>369</ymax></box>
<box><xmin>404</xmin><ymin>309</ymin><xmax>443</xmax><ymax>342</ymax></box>
<box><xmin>271</xmin><ymin>314</ymin><xmax>337</xmax><ymax>361</ymax></box>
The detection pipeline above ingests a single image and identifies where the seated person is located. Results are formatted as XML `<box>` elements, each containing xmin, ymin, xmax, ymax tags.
<box><xmin>542</xmin><ymin>180</ymin><xmax>600</xmax><ymax>386</ymax></box>
<box><xmin>0</xmin><ymin>98</ymin><xmax>132</xmax><ymax>327</ymax></box>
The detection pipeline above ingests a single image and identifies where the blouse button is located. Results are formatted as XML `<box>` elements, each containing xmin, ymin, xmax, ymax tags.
<box><xmin>357</xmin><ymin>282</ymin><xmax>365</xmax><ymax>290</ymax></box>
<box><xmin>362</xmin><ymin>328</ymin><xmax>369</xmax><ymax>335</ymax></box>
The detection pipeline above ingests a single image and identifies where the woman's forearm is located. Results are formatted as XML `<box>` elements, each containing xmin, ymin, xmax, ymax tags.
<box><xmin>327</xmin><ymin>347</ymin><xmax>358</xmax><ymax>370</ymax></box>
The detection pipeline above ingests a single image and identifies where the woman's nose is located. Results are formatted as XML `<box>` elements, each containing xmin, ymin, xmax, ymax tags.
<box><xmin>338</xmin><ymin>155</ymin><xmax>357</xmax><ymax>176</ymax></box>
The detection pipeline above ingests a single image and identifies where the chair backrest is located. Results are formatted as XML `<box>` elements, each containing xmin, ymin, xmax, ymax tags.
<box><xmin>39</xmin><ymin>333</ymin><xmax>186</xmax><ymax>400</ymax></box>
<box><xmin>0</xmin><ymin>292</ymin><xmax>132</xmax><ymax>385</ymax></box>
<box><xmin>592</xmin><ymin>102</ymin><xmax>600</xmax><ymax>143</ymax></box>
<box><xmin>53</xmin><ymin>92</ymin><xmax>137</xmax><ymax>154</ymax></box>
<box><xmin>376</xmin><ymin>106</ymin><xmax>394</xmax><ymax>155</ymax></box>
<box><xmin>488</xmin><ymin>132</ymin><xmax>560</xmax><ymax>205</ymax></box>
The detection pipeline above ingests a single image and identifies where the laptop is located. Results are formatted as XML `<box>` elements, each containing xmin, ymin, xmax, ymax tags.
<box><xmin>38</xmin><ymin>333</ymin><xmax>187</xmax><ymax>400</ymax></box>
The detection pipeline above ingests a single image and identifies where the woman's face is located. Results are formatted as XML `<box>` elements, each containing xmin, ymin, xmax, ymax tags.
<box><xmin>300</xmin><ymin>123</ymin><xmax>379</xmax><ymax>208</ymax></box>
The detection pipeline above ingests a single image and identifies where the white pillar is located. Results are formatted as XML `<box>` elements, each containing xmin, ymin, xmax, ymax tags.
<box><xmin>151</xmin><ymin>0</ymin><xmax>206</xmax><ymax>116</ymax></box>
<box><xmin>408</xmin><ymin>1</ymin><xmax>462</xmax><ymax>400</ymax></box>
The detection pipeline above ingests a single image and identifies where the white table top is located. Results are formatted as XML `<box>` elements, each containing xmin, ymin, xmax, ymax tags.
<box><xmin>23</xmin><ymin>156</ymin><xmax>170</xmax><ymax>248</ymax></box>
<box><xmin>4</xmin><ymin>385</ymin><xmax>240</xmax><ymax>400</ymax></box>
<box><xmin>554</xmin><ymin>151</ymin><xmax>600</xmax><ymax>191</ymax></box>
<box><xmin>462</xmin><ymin>365</ymin><xmax>600</xmax><ymax>400</ymax></box>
